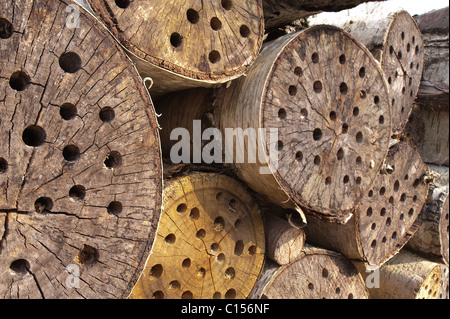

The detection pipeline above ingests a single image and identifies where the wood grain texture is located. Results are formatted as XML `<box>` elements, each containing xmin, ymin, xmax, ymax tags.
<box><xmin>0</xmin><ymin>0</ymin><xmax>162</xmax><ymax>299</ymax></box>
<box><xmin>129</xmin><ymin>172</ymin><xmax>265</xmax><ymax>299</ymax></box>
<box><xmin>306</xmin><ymin>142</ymin><xmax>429</xmax><ymax>267</ymax></box>
<box><xmin>251</xmin><ymin>245</ymin><xmax>369</xmax><ymax>299</ymax></box>
<box><xmin>86</xmin><ymin>0</ymin><xmax>264</xmax><ymax>96</ymax></box>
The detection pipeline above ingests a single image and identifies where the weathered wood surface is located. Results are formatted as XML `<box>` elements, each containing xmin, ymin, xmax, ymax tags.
<box><xmin>305</xmin><ymin>142</ymin><xmax>429</xmax><ymax>267</ymax></box>
<box><xmin>264</xmin><ymin>213</ymin><xmax>305</xmax><ymax>265</ymax></box>
<box><xmin>407</xmin><ymin>166</ymin><xmax>449</xmax><ymax>266</ymax></box>
<box><xmin>311</xmin><ymin>10</ymin><xmax>425</xmax><ymax>135</ymax></box>
<box><xmin>156</xmin><ymin>26</ymin><xmax>392</xmax><ymax>223</ymax></box>
<box><xmin>251</xmin><ymin>245</ymin><xmax>369</xmax><ymax>299</ymax></box>
<box><xmin>129</xmin><ymin>172</ymin><xmax>265</xmax><ymax>299</ymax></box>
<box><xmin>86</xmin><ymin>0</ymin><xmax>265</xmax><ymax>96</ymax></box>
<box><xmin>0</xmin><ymin>0</ymin><xmax>163</xmax><ymax>299</ymax></box>
<box><xmin>356</xmin><ymin>250</ymin><xmax>443</xmax><ymax>299</ymax></box>
<box><xmin>262</xmin><ymin>0</ymin><xmax>382</xmax><ymax>29</ymax></box>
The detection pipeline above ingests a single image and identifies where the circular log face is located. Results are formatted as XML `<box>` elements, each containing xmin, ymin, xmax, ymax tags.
<box><xmin>130</xmin><ymin>173</ymin><xmax>265</xmax><ymax>299</ymax></box>
<box><xmin>416</xmin><ymin>265</ymin><xmax>442</xmax><ymax>299</ymax></box>
<box><xmin>442</xmin><ymin>195</ymin><xmax>449</xmax><ymax>266</ymax></box>
<box><xmin>0</xmin><ymin>0</ymin><xmax>162</xmax><ymax>298</ymax></box>
<box><xmin>263</xmin><ymin>250</ymin><xmax>368</xmax><ymax>299</ymax></box>
<box><xmin>88</xmin><ymin>0</ymin><xmax>264</xmax><ymax>82</ymax></box>
<box><xmin>382</xmin><ymin>11</ymin><xmax>425</xmax><ymax>134</ymax></box>
<box><xmin>263</xmin><ymin>26</ymin><xmax>391</xmax><ymax>219</ymax></box>
<box><xmin>358</xmin><ymin>143</ymin><xmax>428</xmax><ymax>266</ymax></box>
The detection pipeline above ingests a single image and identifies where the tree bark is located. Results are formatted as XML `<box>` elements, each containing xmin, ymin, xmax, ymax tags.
<box><xmin>251</xmin><ymin>245</ymin><xmax>369</xmax><ymax>299</ymax></box>
<box><xmin>310</xmin><ymin>10</ymin><xmax>425</xmax><ymax>135</ymax></box>
<box><xmin>0</xmin><ymin>0</ymin><xmax>163</xmax><ymax>299</ymax></box>
<box><xmin>262</xmin><ymin>0</ymin><xmax>382</xmax><ymax>30</ymax></box>
<box><xmin>155</xmin><ymin>26</ymin><xmax>392</xmax><ymax>223</ymax></box>
<box><xmin>407</xmin><ymin>165</ymin><xmax>449</xmax><ymax>266</ymax></box>
<box><xmin>86</xmin><ymin>0</ymin><xmax>265</xmax><ymax>97</ymax></box>
<box><xmin>129</xmin><ymin>171</ymin><xmax>265</xmax><ymax>299</ymax></box>
<box><xmin>305</xmin><ymin>142</ymin><xmax>430</xmax><ymax>267</ymax></box>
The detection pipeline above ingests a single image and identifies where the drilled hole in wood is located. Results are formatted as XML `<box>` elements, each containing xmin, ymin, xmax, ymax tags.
<box><xmin>59</xmin><ymin>52</ymin><xmax>82</xmax><ymax>73</ymax></box>
<box><xmin>371</xmin><ymin>240</ymin><xmax>377</xmax><ymax>248</ymax></box>
<box><xmin>329</xmin><ymin>111</ymin><xmax>337</xmax><ymax>121</ymax></box>
<box><xmin>294</xmin><ymin>66</ymin><xmax>303</xmax><ymax>76</ymax></box>
<box><xmin>209</xmin><ymin>50</ymin><xmax>221</xmax><ymax>64</ymax></box>
<box><xmin>107</xmin><ymin>201</ymin><xmax>123</xmax><ymax>215</ymax></box>
<box><xmin>389</xmin><ymin>46</ymin><xmax>394</xmax><ymax>55</ymax></box>
<box><xmin>225</xmin><ymin>289</ymin><xmax>236</xmax><ymax>299</ymax></box>
<box><xmin>392</xmin><ymin>232</ymin><xmax>397</xmax><ymax>239</ymax></box>
<box><xmin>216</xmin><ymin>192</ymin><xmax>223</xmax><ymax>201</ymax></box>
<box><xmin>225</xmin><ymin>267</ymin><xmax>236</xmax><ymax>280</ymax></box>
<box><xmin>170</xmin><ymin>33</ymin><xmax>183</xmax><ymax>48</ymax></box>
<box><xmin>398</xmin><ymin>51</ymin><xmax>403</xmax><ymax>59</ymax></box>
<box><xmin>313</xmin><ymin>81</ymin><xmax>322</xmax><ymax>93</ymax></box>
<box><xmin>35</xmin><ymin>197</ymin><xmax>53</xmax><ymax>213</ymax></box>
<box><xmin>196</xmin><ymin>229</ymin><xmax>206</xmax><ymax>239</ymax></box>
<box><xmin>311</xmin><ymin>52</ymin><xmax>319</xmax><ymax>63</ymax></box>
<box><xmin>368</xmin><ymin>190</ymin><xmax>374</xmax><ymax>198</ymax></box>
<box><xmin>360</xmin><ymin>90</ymin><xmax>367</xmax><ymax>99</ymax></box>
<box><xmin>114</xmin><ymin>0</ymin><xmax>130</xmax><ymax>9</ymax></box>
<box><xmin>380</xmin><ymin>208</ymin><xmax>386</xmax><ymax>217</ymax></box>
<box><xmin>186</xmin><ymin>9</ymin><xmax>199</xmax><ymax>24</ymax></box>
<box><xmin>0</xmin><ymin>17</ymin><xmax>13</xmax><ymax>39</ymax></box>
<box><xmin>313</xmin><ymin>128</ymin><xmax>322</xmax><ymax>141</ymax></box>
<box><xmin>343</xmin><ymin>175</ymin><xmax>349</xmax><ymax>184</ymax></box>
<box><xmin>408</xmin><ymin>208</ymin><xmax>414</xmax><ymax>217</ymax></box>
<box><xmin>342</xmin><ymin>123</ymin><xmax>349</xmax><ymax>134</ymax></box>
<box><xmin>388</xmin><ymin>77</ymin><xmax>392</xmax><ymax>84</ymax></box>
<box><xmin>371</xmin><ymin>223</ymin><xmax>376</xmax><ymax>230</ymax></box>
<box><xmin>211</xmin><ymin>243</ymin><xmax>219</xmax><ymax>252</ymax></box>
<box><xmin>386</xmin><ymin>218</ymin><xmax>392</xmax><ymax>227</ymax></box>
<box><xmin>99</xmin><ymin>107</ymin><xmax>115</xmax><ymax>123</ymax></box>
<box><xmin>152</xmin><ymin>291</ymin><xmax>164</xmax><ymax>299</ymax></box>
<box><xmin>22</xmin><ymin>125</ymin><xmax>46</xmax><ymax>147</ymax></box>
<box><xmin>69</xmin><ymin>185</ymin><xmax>86</xmax><ymax>201</ymax></box>
<box><xmin>389</xmin><ymin>196</ymin><xmax>394</xmax><ymax>204</ymax></box>
<box><xmin>300</xmin><ymin>108</ymin><xmax>308</xmax><ymax>118</ymax></box>
<box><xmin>340</xmin><ymin>82</ymin><xmax>348</xmax><ymax>95</ymax></box>
<box><xmin>240</xmin><ymin>25</ymin><xmax>251</xmax><ymax>38</ymax></box>
<box><xmin>413</xmin><ymin>195</ymin><xmax>418</xmax><ymax>202</ymax></box>
<box><xmin>10</xmin><ymin>259</ymin><xmax>30</xmax><ymax>275</ymax></box>
<box><xmin>210</xmin><ymin>17</ymin><xmax>222</xmax><ymax>31</ymax></box>
<box><xmin>234</xmin><ymin>240</ymin><xmax>244</xmax><ymax>256</ymax></box>
<box><xmin>314</xmin><ymin>156</ymin><xmax>321</xmax><ymax>166</ymax></box>
<box><xmin>63</xmin><ymin>144</ymin><xmax>80</xmax><ymax>162</ymax></box>
<box><xmin>181</xmin><ymin>291</ymin><xmax>194</xmax><ymax>299</ymax></box>
<box><xmin>197</xmin><ymin>267</ymin><xmax>206</xmax><ymax>277</ymax></box>
<box><xmin>229</xmin><ymin>198</ymin><xmax>238</xmax><ymax>211</ymax></box>
<box><xmin>325</xmin><ymin>177</ymin><xmax>332</xmax><ymax>186</ymax></box>
<box><xmin>415</xmin><ymin>45</ymin><xmax>420</xmax><ymax>55</ymax></box>
<box><xmin>60</xmin><ymin>103</ymin><xmax>77</xmax><ymax>121</ymax></box>
<box><xmin>413</xmin><ymin>179</ymin><xmax>420</xmax><ymax>188</ymax></box>
<box><xmin>400</xmin><ymin>193</ymin><xmax>407</xmax><ymax>202</ymax></box>
<box><xmin>77</xmin><ymin>244</ymin><xmax>98</xmax><ymax>265</ymax></box>
<box><xmin>216</xmin><ymin>253</ymin><xmax>225</xmax><ymax>263</ymax></box>
<box><xmin>295</xmin><ymin>151</ymin><xmax>303</xmax><ymax>162</ymax></box>
<box><xmin>359</xmin><ymin>67</ymin><xmax>366</xmax><ymax>78</ymax></box>
<box><xmin>322</xmin><ymin>268</ymin><xmax>329</xmax><ymax>278</ymax></box>
<box><xmin>337</xmin><ymin>148</ymin><xmax>344</xmax><ymax>160</ymax></box>
<box><xmin>379</xmin><ymin>115</ymin><xmax>385</xmax><ymax>125</ymax></box>
<box><xmin>248</xmin><ymin>245</ymin><xmax>256</xmax><ymax>256</ymax></box>
<box><xmin>234</xmin><ymin>219</ymin><xmax>242</xmax><ymax>228</ymax></box>
<box><xmin>379</xmin><ymin>187</ymin><xmax>386</xmax><ymax>196</ymax></box>
<box><xmin>374</xmin><ymin>96</ymin><xmax>380</xmax><ymax>104</ymax></box>
<box><xmin>356</xmin><ymin>132</ymin><xmax>363</xmax><ymax>143</ymax></box>
<box><xmin>214</xmin><ymin>217</ymin><xmax>225</xmax><ymax>231</ymax></box>
<box><xmin>407</xmin><ymin>43</ymin><xmax>411</xmax><ymax>52</ymax></box>
<box><xmin>10</xmin><ymin>71</ymin><xmax>31</xmax><ymax>91</ymax></box>
<box><xmin>190</xmin><ymin>207</ymin><xmax>200</xmax><ymax>220</ymax></box>
<box><xmin>353</xmin><ymin>107</ymin><xmax>359</xmax><ymax>117</ymax></box>
<box><xmin>177</xmin><ymin>203</ymin><xmax>187</xmax><ymax>214</ymax></box>
<box><xmin>182</xmin><ymin>258</ymin><xmax>191</xmax><ymax>268</ymax></box>
<box><xmin>366</xmin><ymin>207</ymin><xmax>373</xmax><ymax>217</ymax></box>
<box><xmin>150</xmin><ymin>264</ymin><xmax>163</xmax><ymax>278</ymax></box>
<box><xmin>213</xmin><ymin>292</ymin><xmax>221</xmax><ymax>299</ymax></box>
<box><xmin>169</xmin><ymin>281</ymin><xmax>181</xmax><ymax>290</ymax></box>
<box><xmin>289</xmin><ymin>85</ymin><xmax>297</xmax><ymax>96</ymax></box>
<box><xmin>104</xmin><ymin>151</ymin><xmax>122</xmax><ymax>169</ymax></box>
<box><xmin>221</xmin><ymin>0</ymin><xmax>233</xmax><ymax>10</ymax></box>
<box><xmin>308</xmin><ymin>283</ymin><xmax>314</xmax><ymax>290</ymax></box>
<box><xmin>0</xmin><ymin>157</ymin><xmax>8</xmax><ymax>174</ymax></box>
<box><xmin>278</xmin><ymin>108</ymin><xmax>286</xmax><ymax>119</ymax></box>
<box><xmin>356</xmin><ymin>177</ymin><xmax>362</xmax><ymax>185</ymax></box>
<box><xmin>356</xmin><ymin>156</ymin><xmax>362</xmax><ymax>165</ymax></box>
<box><xmin>165</xmin><ymin>234</ymin><xmax>176</xmax><ymax>245</ymax></box>
<box><xmin>339</xmin><ymin>54</ymin><xmax>346</xmax><ymax>64</ymax></box>
<box><xmin>394</xmin><ymin>180</ymin><xmax>400</xmax><ymax>192</ymax></box>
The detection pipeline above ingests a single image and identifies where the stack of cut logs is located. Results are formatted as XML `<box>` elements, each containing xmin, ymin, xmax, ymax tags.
<box><xmin>0</xmin><ymin>0</ymin><xmax>448</xmax><ymax>299</ymax></box>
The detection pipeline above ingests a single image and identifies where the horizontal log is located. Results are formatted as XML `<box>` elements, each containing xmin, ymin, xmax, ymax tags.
<box><xmin>0</xmin><ymin>0</ymin><xmax>163</xmax><ymax>299</ymax></box>
<box><xmin>86</xmin><ymin>0</ymin><xmax>265</xmax><ymax>96</ymax></box>
<box><xmin>129</xmin><ymin>171</ymin><xmax>265</xmax><ymax>299</ymax></box>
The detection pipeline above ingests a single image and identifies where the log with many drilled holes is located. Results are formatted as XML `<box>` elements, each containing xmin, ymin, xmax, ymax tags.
<box><xmin>86</xmin><ymin>0</ymin><xmax>264</xmax><ymax>96</ymax></box>
<box><xmin>407</xmin><ymin>166</ymin><xmax>449</xmax><ymax>266</ymax></box>
<box><xmin>155</xmin><ymin>25</ymin><xmax>392</xmax><ymax>223</ymax></box>
<box><xmin>129</xmin><ymin>170</ymin><xmax>265</xmax><ymax>299</ymax></box>
<box><xmin>251</xmin><ymin>245</ymin><xmax>369</xmax><ymax>299</ymax></box>
<box><xmin>311</xmin><ymin>10</ymin><xmax>425</xmax><ymax>135</ymax></box>
<box><xmin>262</xmin><ymin>0</ymin><xmax>382</xmax><ymax>30</ymax></box>
<box><xmin>305</xmin><ymin>142</ymin><xmax>430</xmax><ymax>267</ymax></box>
<box><xmin>355</xmin><ymin>249</ymin><xmax>444</xmax><ymax>299</ymax></box>
<box><xmin>0</xmin><ymin>0</ymin><xmax>163</xmax><ymax>298</ymax></box>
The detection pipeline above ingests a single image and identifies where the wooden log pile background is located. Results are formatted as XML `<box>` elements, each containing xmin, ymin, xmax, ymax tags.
<box><xmin>0</xmin><ymin>0</ymin><xmax>448</xmax><ymax>299</ymax></box>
